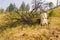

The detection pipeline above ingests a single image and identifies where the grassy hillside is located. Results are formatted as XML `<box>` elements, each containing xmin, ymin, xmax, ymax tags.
<box><xmin>48</xmin><ymin>6</ymin><xmax>60</xmax><ymax>17</ymax></box>
<box><xmin>53</xmin><ymin>6</ymin><xmax>60</xmax><ymax>17</ymax></box>
<box><xmin>0</xmin><ymin>6</ymin><xmax>60</xmax><ymax>40</ymax></box>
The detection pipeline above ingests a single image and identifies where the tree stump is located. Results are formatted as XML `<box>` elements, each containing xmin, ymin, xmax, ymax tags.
<box><xmin>40</xmin><ymin>12</ymin><xmax>48</xmax><ymax>26</ymax></box>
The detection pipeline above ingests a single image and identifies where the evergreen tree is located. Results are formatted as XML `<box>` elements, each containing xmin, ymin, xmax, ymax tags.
<box><xmin>25</xmin><ymin>4</ymin><xmax>30</xmax><ymax>11</ymax></box>
<box><xmin>0</xmin><ymin>8</ymin><xmax>4</xmax><ymax>13</ymax></box>
<box><xmin>20</xmin><ymin>1</ymin><xmax>26</xmax><ymax>11</ymax></box>
<box><xmin>6</xmin><ymin>3</ymin><xmax>16</xmax><ymax>12</ymax></box>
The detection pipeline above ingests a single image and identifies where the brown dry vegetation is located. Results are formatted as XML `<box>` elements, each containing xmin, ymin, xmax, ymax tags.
<box><xmin>0</xmin><ymin>6</ymin><xmax>60</xmax><ymax>40</ymax></box>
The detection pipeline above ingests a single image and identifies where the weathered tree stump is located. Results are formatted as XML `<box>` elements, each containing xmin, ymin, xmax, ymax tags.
<box><xmin>40</xmin><ymin>12</ymin><xmax>48</xmax><ymax>26</ymax></box>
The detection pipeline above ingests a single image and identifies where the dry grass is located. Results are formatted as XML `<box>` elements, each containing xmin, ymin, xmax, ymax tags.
<box><xmin>0</xmin><ymin>16</ymin><xmax>60</xmax><ymax>40</ymax></box>
<box><xmin>0</xmin><ymin>23</ymin><xmax>60</xmax><ymax>40</ymax></box>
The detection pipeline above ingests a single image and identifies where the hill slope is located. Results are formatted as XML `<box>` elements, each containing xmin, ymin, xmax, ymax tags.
<box><xmin>53</xmin><ymin>6</ymin><xmax>60</xmax><ymax>17</ymax></box>
<box><xmin>0</xmin><ymin>6</ymin><xmax>60</xmax><ymax>40</ymax></box>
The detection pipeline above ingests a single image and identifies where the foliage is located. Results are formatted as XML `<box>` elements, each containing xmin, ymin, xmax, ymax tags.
<box><xmin>49</xmin><ymin>2</ymin><xmax>54</xmax><ymax>9</ymax></box>
<box><xmin>9</xmin><ymin>12</ymin><xmax>20</xmax><ymax>18</ymax></box>
<box><xmin>25</xmin><ymin>4</ymin><xmax>30</xmax><ymax>11</ymax></box>
<box><xmin>0</xmin><ymin>8</ymin><xmax>4</xmax><ymax>13</ymax></box>
<box><xmin>6</xmin><ymin>3</ymin><xmax>16</xmax><ymax>12</ymax></box>
<box><xmin>20</xmin><ymin>1</ymin><xmax>26</xmax><ymax>11</ymax></box>
<box><xmin>49</xmin><ymin>10</ymin><xmax>56</xmax><ymax>17</ymax></box>
<box><xmin>19</xmin><ymin>1</ymin><xmax>30</xmax><ymax>11</ymax></box>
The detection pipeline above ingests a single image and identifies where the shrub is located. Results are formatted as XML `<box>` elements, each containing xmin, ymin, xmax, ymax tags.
<box><xmin>49</xmin><ymin>10</ymin><xmax>56</xmax><ymax>17</ymax></box>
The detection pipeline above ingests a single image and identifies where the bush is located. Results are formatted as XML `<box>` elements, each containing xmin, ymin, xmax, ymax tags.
<box><xmin>49</xmin><ymin>10</ymin><xmax>56</xmax><ymax>17</ymax></box>
<box><xmin>10</xmin><ymin>12</ymin><xmax>20</xmax><ymax>18</ymax></box>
